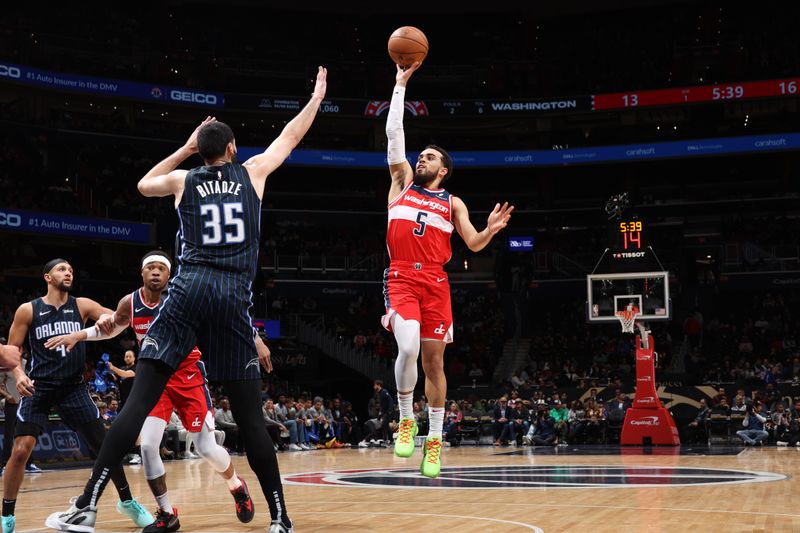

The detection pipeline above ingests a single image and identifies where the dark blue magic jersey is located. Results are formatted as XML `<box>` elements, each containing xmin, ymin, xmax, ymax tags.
<box><xmin>177</xmin><ymin>163</ymin><xmax>262</xmax><ymax>278</ymax></box>
<box><xmin>26</xmin><ymin>296</ymin><xmax>85</xmax><ymax>380</ymax></box>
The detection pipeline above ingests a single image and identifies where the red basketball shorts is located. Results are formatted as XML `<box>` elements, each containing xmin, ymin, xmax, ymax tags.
<box><xmin>381</xmin><ymin>261</ymin><xmax>454</xmax><ymax>343</ymax></box>
<box><xmin>148</xmin><ymin>368</ymin><xmax>213</xmax><ymax>433</ymax></box>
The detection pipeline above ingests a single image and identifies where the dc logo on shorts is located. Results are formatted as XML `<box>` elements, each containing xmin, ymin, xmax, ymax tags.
<box><xmin>434</xmin><ymin>323</ymin><xmax>445</xmax><ymax>335</ymax></box>
<box><xmin>191</xmin><ymin>416</ymin><xmax>202</xmax><ymax>428</ymax></box>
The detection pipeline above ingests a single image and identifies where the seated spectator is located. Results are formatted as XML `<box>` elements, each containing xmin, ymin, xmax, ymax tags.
<box><xmin>769</xmin><ymin>401</ymin><xmax>791</xmax><ymax>443</ymax></box>
<box><xmin>341</xmin><ymin>401</ymin><xmax>361</xmax><ymax>446</ymax></box>
<box><xmin>736</xmin><ymin>402</ymin><xmax>769</xmax><ymax>446</ymax></box>
<box><xmin>567</xmin><ymin>400</ymin><xmax>588</xmax><ymax>444</ymax></box>
<box><xmin>777</xmin><ymin>400</ymin><xmax>800</xmax><ymax>446</ymax></box>
<box><xmin>443</xmin><ymin>401</ymin><xmax>463</xmax><ymax>445</ymax></box>
<box><xmin>687</xmin><ymin>399</ymin><xmax>710</xmax><ymax>444</ymax></box>
<box><xmin>307</xmin><ymin>396</ymin><xmax>341</xmax><ymax>448</ymax></box>
<box><xmin>276</xmin><ymin>394</ymin><xmax>310</xmax><ymax>451</ymax></box>
<box><xmin>215</xmin><ymin>397</ymin><xmax>242</xmax><ymax>453</ymax></box>
<box><xmin>730</xmin><ymin>395</ymin><xmax>747</xmax><ymax>413</ymax></box>
<box><xmin>549</xmin><ymin>400</ymin><xmax>569</xmax><ymax>443</ymax></box>
<box><xmin>511</xmin><ymin>401</ymin><xmax>531</xmax><ymax>445</ymax></box>
<box><xmin>263</xmin><ymin>399</ymin><xmax>288</xmax><ymax>452</ymax></box>
<box><xmin>524</xmin><ymin>406</ymin><xmax>557</xmax><ymax>446</ymax></box>
<box><xmin>711</xmin><ymin>387</ymin><xmax>729</xmax><ymax>407</ymax></box>
<box><xmin>413</xmin><ymin>400</ymin><xmax>429</xmax><ymax>436</ymax></box>
<box><xmin>492</xmin><ymin>396</ymin><xmax>514</xmax><ymax>446</ymax></box>
<box><xmin>106</xmin><ymin>399</ymin><xmax>119</xmax><ymax>422</ymax></box>
<box><xmin>584</xmin><ymin>400</ymin><xmax>606</xmax><ymax>444</ymax></box>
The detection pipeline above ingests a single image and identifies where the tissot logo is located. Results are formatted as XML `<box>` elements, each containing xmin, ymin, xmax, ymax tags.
<box><xmin>614</xmin><ymin>252</ymin><xmax>646</xmax><ymax>259</ymax></box>
<box><xmin>0</xmin><ymin>211</ymin><xmax>22</xmax><ymax>227</ymax></box>
<box><xmin>170</xmin><ymin>90</ymin><xmax>218</xmax><ymax>105</ymax></box>
<box><xmin>0</xmin><ymin>64</ymin><xmax>21</xmax><ymax>79</ymax></box>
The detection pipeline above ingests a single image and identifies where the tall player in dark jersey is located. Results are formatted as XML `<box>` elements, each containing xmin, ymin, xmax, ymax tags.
<box><xmin>46</xmin><ymin>250</ymin><xmax>266</xmax><ymax>532</ymax></box>
<box><xmin>48</xmin><ymin>67</ymin><xmax>327</xmax><ymax>533</ymax></box>
<box><xmin>2</xmin><ymin>259</ymin><xmax>152</xmax><ymax>533</ymax></box>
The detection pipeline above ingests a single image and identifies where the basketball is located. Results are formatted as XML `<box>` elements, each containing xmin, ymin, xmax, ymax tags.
<box><xmin>388</xmin><ymin>26</ymin><xmax>429</xmax><ymax>68</ymax></box>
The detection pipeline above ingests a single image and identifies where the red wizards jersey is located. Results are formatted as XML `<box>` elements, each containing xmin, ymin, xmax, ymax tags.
<box><xmin>130</xmin><ymin>288</ymin><xmax>201</xmax><ymax>371</ymax></box>
<box><xmin>387</xmin><ymin>183</ymin><xmax>453</xmax><ymax>266</ymax></box>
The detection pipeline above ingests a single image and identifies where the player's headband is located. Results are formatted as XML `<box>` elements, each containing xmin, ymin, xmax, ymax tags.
<box><xmin>43</xmin><ymin>258</ymin><xmax>69</xmax><ymax>275</ymax></box>
<box><xmin>142</xmin><ymin>254</ymin><xmax>171</xmax><ymax>272</ymax></box>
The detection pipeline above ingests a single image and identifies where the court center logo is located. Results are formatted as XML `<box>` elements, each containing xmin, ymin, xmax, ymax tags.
<box><xmin>284</xmin><ymin>465</ymin><xmax>786</xmax><ymax>489</ymax></box>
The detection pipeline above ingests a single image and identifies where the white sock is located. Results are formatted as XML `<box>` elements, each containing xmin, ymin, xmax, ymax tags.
<box><xmin>428</xmin><ymin>407</ymin><xmax>445</xmax><ymax>439</ymax></box>
<box><xmin>225</xmin><ymin>471</ymin><xmax>242</xmax><ymax>491</ymax></box>
<box><xmin>155</xmin><ymin>491</ymin><xmax>172</xmax><ymax>513</ymax></box>
<box><xmin>398</xmin><ymin>392</ymin><xmax>414</xmax><ymax>420</ymax></box>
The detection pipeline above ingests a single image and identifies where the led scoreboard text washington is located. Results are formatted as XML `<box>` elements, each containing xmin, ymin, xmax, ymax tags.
<box><xmin>618</xmin><ymin>220</ymin><xmax>643</xmax><ymax>250</ymax></box>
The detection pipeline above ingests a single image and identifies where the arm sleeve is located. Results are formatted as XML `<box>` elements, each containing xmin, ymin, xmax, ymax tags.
<box><xmin>385</xmin><ymin>85</ymin><xmax>407</xmax><ymax>165</ymax></box>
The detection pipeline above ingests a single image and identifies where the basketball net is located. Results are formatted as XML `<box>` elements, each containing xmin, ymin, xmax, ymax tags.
<box><xmin>615</xmin><ymin>305</ymin><xmax>640</xmax><ymax>334</ymax></box>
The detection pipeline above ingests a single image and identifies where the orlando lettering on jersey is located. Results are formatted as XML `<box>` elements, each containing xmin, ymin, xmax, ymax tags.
<box><xmin>34</xmin><ymin>321</ymin><xmax>81</xmax><ymax>339</ymax></box>
<box><xmin>387</xmin><ymin>183</ymin><xmax>453</xmax><ymax>266</ymax></box>
<box><xmin>27</xmin><ymin>296</ymin><xmax>86</xmax><ymax>380</ymax></box>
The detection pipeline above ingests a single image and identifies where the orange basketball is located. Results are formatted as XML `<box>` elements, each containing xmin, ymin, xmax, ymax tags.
<box><xmin>388</xmin><ymin>26</ymin><xmax>429</xmax><ymax>68</ymax></box>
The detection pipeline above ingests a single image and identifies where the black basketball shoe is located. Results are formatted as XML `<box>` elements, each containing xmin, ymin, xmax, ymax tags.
<box><xmin>142</xmin><ymin>507</ymin><xmax>180</xmax><ymax>533</ymax></box>
<box><xmin>230</xmin><ymin>477</ymin><xmax>254</xmax><ymax>523</ymax></box>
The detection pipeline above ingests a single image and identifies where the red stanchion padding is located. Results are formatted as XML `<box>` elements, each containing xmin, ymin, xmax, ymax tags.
<box><xmin>621</xmin><ymin>335</ymin><xmax>680</xmax><ymax>445</ymax></box>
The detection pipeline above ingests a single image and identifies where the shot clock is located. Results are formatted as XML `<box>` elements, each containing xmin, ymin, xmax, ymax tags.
<box><xmin>618</xmin><ymin>219</ymin><xmax>643</xmax><ymax>250</ymax></box>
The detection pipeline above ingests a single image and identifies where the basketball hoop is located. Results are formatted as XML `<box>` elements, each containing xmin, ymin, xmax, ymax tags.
<box><xmin>615</xmin><ymin>307</ymin><xmax>640</xmax><ymax>333</ymax></box>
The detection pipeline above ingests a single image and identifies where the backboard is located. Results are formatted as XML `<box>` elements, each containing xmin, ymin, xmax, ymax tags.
<box><xmin>586</xmin><ymin>271</ymin><xmax>670</xmax><ymax>323</ymax></box>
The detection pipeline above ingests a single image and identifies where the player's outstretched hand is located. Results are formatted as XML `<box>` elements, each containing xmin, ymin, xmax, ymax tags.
<box><xmin>395</xmin><ymin>61</ymin><xmax>421</xmax><ymax>87</ymax></box>
<box><xmin>16</xmin><ymin>374</ymin><xmax>34</xmax><ymax>397</ymax></box>
<box><xmin>0</xmin><ymin>343</ymin><xmax>21</xmax><ymax>369</ymax></box>
<box><xmin>44</xmin><ymin>331</ymin><xmax>83</xmax><ymax>353</ymax></box>
<box><xmin>487</xmin><ymin>202</ymin><xmax>514</xmax><ymax>235</ymax></box>
<box><xmin>257</xmin><ymin>338</ymin><xmax>273</xmax><ymax>374</ymax></box>
<box><xmin>311</xmin><ymin>66</ymin><xmax>328</xmax><ymax>101</ymax></box>
<box><xmin>184</xmin><ymin>116</ymin><xmax>217</xmax><ymax>154</ymax></box>
<box><xmin>95</xmin><ymin>312</ymin><xmax>116</xmax><ymax>335</ymax></box>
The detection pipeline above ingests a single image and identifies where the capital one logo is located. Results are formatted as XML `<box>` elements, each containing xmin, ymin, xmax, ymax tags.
<box><xmin>635</xmin><ymin>396</ymin><xmax>656</xmax><ymax>404</ymax></box>
<box><xmin>0</xmin><ymin>211</ymin><xmax>22</xmax><ymax>227</ymax></box>
<box><xmin>630</xmin><ymin>416</ymin><xmax>660</xmax><ymax>426</ymax></box>
<box><xmin>637</xmin><ymin>376</ymin><xmax>652</xmax><ymax>382</ymax></box>
<box><xmin>0</xmin><ymin>65</ymin><xmax>21</xmax><ymax>79</ymax></box>
<box><xmin>637</xmin><ymin>354</ymin><xmax>652</xmax><ymax>361</ymax></box>
<box><xmin>170</xmin><ymin>90</ymin><xmax>218</xmax><ymax>105</ymax></box>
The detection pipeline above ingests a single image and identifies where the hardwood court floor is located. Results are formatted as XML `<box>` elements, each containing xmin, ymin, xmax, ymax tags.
<box><xmin>11</xmin><ymin>444</ymin><xmax>800</xmax><ymax>532</ymax></box>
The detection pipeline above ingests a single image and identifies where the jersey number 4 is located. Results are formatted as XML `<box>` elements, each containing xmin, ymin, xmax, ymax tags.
<box><xmin>413</xmin><ymin>211</ymin><xmax>427</xmax><ymax>237</ymax></box>
<box><xmin>200</xmin><ymin>203</ymin><xmax>245</xmax><ymax>245</ymax></box>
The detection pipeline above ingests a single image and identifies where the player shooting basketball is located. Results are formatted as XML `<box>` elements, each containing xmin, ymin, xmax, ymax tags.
<box><xmin>382</xmin><ymin>61</ymin><xmax>513</xmax><ymax>478</ymax></box>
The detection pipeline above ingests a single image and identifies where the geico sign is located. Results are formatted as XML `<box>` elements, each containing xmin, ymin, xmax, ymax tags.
<box><xmin>0</xmin><ymin>212</ymin><xmax>22</xmax><ymax>227</ymax></box>
<box><xmin>170</xmin><ymin>90</ymin><xmax>218</xmax><ymax>105</ymax></box>
<box><xmin>0</xmin><ymin>65</ymin><xmax>21</xmax><ymax>79</ymax></box>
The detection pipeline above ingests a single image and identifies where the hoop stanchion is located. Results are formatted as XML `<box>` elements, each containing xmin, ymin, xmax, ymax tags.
<box><xmin>620</xmin><ymin>333</ymin><xmax>680</xmax><ymax>446</ymax></box>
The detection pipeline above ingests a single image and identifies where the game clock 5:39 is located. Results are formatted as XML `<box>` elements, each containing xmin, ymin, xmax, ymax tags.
<box><xmin>618</xmin><ymin>220</ymin><xmax>644</xmax><ymax>250</ymax></box>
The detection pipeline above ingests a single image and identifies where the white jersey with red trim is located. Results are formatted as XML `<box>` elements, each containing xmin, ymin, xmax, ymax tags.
<box><xmin>387</xmin><ymin>182</ymin><xmax>453</xmax><ymax>266</ymax></box>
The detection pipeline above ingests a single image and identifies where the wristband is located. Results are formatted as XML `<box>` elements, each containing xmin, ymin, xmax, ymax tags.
<box><xmin>84</xmin><ymin>326</ymin><xmax>99</xmax><ymax>339</ymax></box>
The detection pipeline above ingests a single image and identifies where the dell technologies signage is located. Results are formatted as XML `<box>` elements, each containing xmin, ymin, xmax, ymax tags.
<box><xmin>507</xmin><ymin>236</ymin><xmax>534</xmax><ymax>252</ymax></box>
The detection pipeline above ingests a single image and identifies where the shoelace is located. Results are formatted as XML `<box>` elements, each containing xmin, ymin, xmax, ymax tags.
<box><xmin>397</xmin><ymin>419</ymin><xmax>414</xmax><ymax>444</ymax></box>
<box><xmin>425</xmin><ymin>439</ymin><xmax>442</xmax><ymax>464</ymax></box>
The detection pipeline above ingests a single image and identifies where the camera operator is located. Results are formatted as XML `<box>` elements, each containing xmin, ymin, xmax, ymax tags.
<box><xmin>777</xmin><ymin>399</ymin><xmax>800</xmax><ymax>446</ymax></box>
<box><xmin>736</xmin><ymin>401</ymin><xmax>769</xmax><ymax>446</ymax></box>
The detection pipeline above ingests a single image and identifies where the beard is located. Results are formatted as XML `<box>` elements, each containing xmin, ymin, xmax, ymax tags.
<box><xmin>56</xmin><ymin>280</ymin><xmax>72</xmax><ymax>293</ymax></box>
<box><xmin>413</xmin><ymin>169</ymin><xmax>436</xmax><ymax>187</ymax></box>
